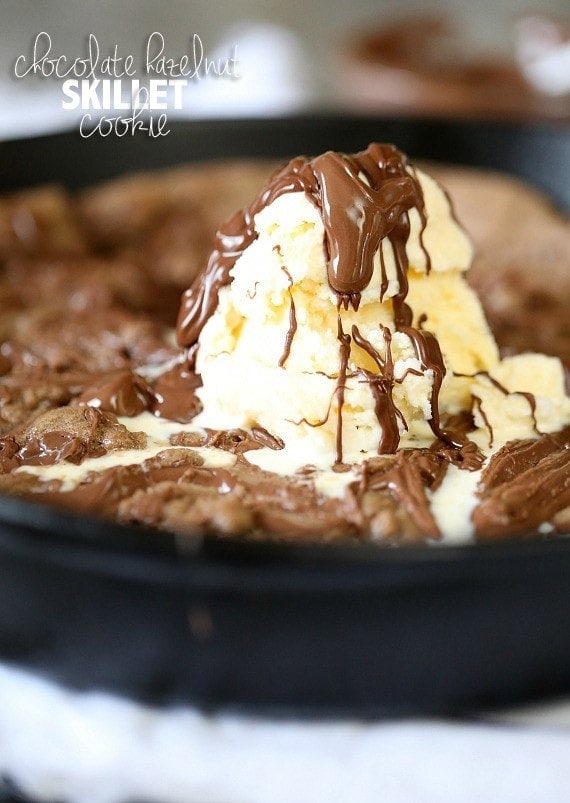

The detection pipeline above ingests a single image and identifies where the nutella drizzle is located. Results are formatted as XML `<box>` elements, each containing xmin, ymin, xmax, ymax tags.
<box><xmin>400</xmin><ymin>325</ymin><xmax>462</xmax><ymax>447</ymax></box>
<box><xmin>278</xmin><ymin>266</ymin><xmax>297</xmax><ymax>368</ymax></box>
<box><xmin>177</xmin><ymin>143</ymin><xmax>429</xmax><ymax>346</ymax></box>
<box><xmin>480</xmin><ymin>372</ymin><xmax>541</xmax><ymax>433</ymax></box>
<box><xmin>457</xmin><ymin>371</ymin><xmax>542</xmax><ymax>436</ymax></box>
<box><xmin>176</xmin><ymin>143</ymin><xmax>467</xmax><ymax>462</ymax></box>
<box><xmin>246</xmin><ymin>281</ymin><xmax>260</xmax><ymax>300</ymax></box>
<box><xmin>351</xmin><ymin>324</ymin><xmax>404</xmax><ymax>454</ymax></box>
<box><xmin>516</xmin><ymin>391</ymin><xmax>540</xmax><ymax>434</ymax></box>
<box><xmin>472</xmin><ymin>394</ymin><xmax>494</xmax><ymax>447</ymax></box>
<box><xmin>335</xmin><ymin>317</ymin><xmax>352</xmax><ymax>464</ymax></box>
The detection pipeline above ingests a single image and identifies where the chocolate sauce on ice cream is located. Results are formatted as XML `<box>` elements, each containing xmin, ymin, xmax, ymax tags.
<box><xmin>0</xmin><ymin>150</ymin><xmax>569</xmax><ymax>545</ymax></box>
<box><xmin>179</xmin><ymin>144</ymin><xmax>461</xmax><ymax>460</ymax></box>
<box><xmin>178</xmin><ymin>144</ymin><xmax>426</xmax><ymax>340</ymax></box>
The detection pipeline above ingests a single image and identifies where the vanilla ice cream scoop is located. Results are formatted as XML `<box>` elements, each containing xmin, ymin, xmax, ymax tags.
<box><xmin>177</xmin><ymin>143</ymin><xmax>568</xmax><ymax>471</ymax></box>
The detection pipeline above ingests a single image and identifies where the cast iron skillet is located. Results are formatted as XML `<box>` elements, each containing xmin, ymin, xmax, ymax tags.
<box><xmin>0</xmin><ymin>114</ymin><xmax>569</xmax><ymax>717</ymax></box>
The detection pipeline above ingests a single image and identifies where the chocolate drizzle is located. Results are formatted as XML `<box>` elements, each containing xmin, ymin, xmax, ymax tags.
<box><xmin>278</xmin><ymin>266</ymin><xmax>297</xmax><ymax>368</ymax></box>
<box><xmin>457</xmin><ymin>371</ymin><xmax>542</xmax><ymax>440</ymax></box>
<box><xmin>335</xmin><ymin>317</ymin><xmax>352</xmax><ymax>464</ymax></box>
<box><xmin>351</xmin><ymin>324</ymin><xmax>404</xmax><ymax>455</ymax></box>
<box><xmin>177</xmin><ymin>143</ymin><xmax>428</xmax><ymax>347</ymax></box>
<box><xmin>176</xmin><ymin>159</ymin><xmax>312</xmax><ymax>352</ymax></box>
<box><xmin>400</xmin><ymin>325</ymin><xmax>462</xmax><ymax>447</ymax></box>
<box><xmin>310</xmin><ymin>146</ymin><xmax>426</xmax><ymax>310</ymax></box>
<box><xmin>472</xmin><ymin>395</ymin><xmax>494</xmax><ymax>447</ymax></box>
<box><xmin>176</xmin><ymin>143</ymin><xmax>470</xmax><ymax>462</ymax></box>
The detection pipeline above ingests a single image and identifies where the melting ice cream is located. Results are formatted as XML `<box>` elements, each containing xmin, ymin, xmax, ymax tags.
<box><xmin>177</xmin><ymin>144</ymin><xmax>569</xmax><ymax>477</ymax></box>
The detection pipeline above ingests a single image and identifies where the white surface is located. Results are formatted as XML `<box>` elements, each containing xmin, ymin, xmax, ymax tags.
<box><xmin>2</xmin><ymin>663</ymin><xmax>570</xmax><ymax>803</ymax></box>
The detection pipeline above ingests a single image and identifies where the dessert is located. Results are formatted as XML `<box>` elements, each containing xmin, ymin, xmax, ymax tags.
<box><xmin>0</xmin><ymin>147</ymin><xmax>568</xmax><ymax>545</ymax></box>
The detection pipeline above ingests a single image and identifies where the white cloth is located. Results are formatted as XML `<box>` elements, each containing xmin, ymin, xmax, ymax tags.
<box><xmin>1</xmin><ymin>663</ymin><xmax>570</xmax><ymax>803</ymax></box>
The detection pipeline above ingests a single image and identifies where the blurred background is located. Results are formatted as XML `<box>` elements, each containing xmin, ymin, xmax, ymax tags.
<box><xmin>1</xmin><ymin>0</ymin><xmax>569</xmax><ymax>137</ymax></box>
